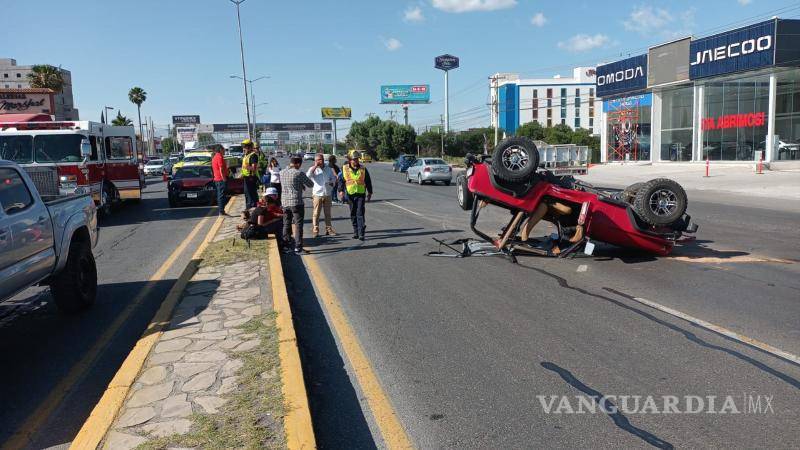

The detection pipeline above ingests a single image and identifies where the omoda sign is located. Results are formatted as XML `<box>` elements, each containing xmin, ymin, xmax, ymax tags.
<box><xmin>595</xmin><ymin>54</ymin><xmax>648</xmax><ymax>98</ymax></box>
<box><xmin>690</xmin><ymin>20</ymin><xmax>776</xmax><ymax>79</ymax></box>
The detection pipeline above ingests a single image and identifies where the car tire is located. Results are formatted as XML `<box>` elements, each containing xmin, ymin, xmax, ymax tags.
<box><xmin>444</xmin><ymin>180</ymin><xmax>451</xmax><ymax>186</ymax></box>
<box><xmin>491</xmin><ymin>137</ymin><xmax>540</xmax><ymax>183</ymax></box>
<box><xmin>168</xmin><ymin>196</ymin><xmax>178</xmax><ymax>208</ymax></box>
<box><xmin>620</xmin><ymin>182</ymin><xmax>644</xmax><ymax>204</ymax></box>
<box><xmin>456</xmin><ymin>175</ymin><xmax>474</xmax><ymax>211</ymax></box>
<box><xmin>51</xmin><ymin>238</ymin><xmax>97</xmax><ymax>313</ymax></box>
<box><xmin>632</xmin><ymin>178</ymin><xmax>688</xmax><ymax>226</ymax></box>
<box><xmin>418</xmin><ymin>174</ymin><xmax>424</xmax><ymax>185</ymax></box>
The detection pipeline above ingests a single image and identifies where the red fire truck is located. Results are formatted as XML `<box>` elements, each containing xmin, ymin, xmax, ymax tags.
<box><xmin>0</xmin><ymin>120</ymin><xmax>144</xmax><ymax>214</ymax></box>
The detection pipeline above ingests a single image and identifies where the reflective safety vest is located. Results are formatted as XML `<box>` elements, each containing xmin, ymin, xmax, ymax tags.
<box><xmin>241</xmin><ymin>152</ymin><xmax>258</xmax><ymax>176</ymax></box>
<box><xmin>343</xmin><ymin>165</ymin><xmax>366</xmax><ymax>195</ymax></box>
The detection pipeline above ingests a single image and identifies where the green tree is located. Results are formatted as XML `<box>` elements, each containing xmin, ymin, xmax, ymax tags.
<box><xmin>111</xmin><ymin>111</ymin><xmax>133</xmax><ymax>126</ymax></box>
<box><xmin>544</xmin><ymin>123</ymin><xmax>574</xmax><ymax>144</ymax></box>
<box><xmin>161</xmin><ymin>137</ymin><xmax>181</xmax><ymax>155</ymax></box>
<box><xmin>391</xmin><ymin>124</ymin><xmax>417</xmax><ymax>156</ymax></box>
<box><xmin>26</xmin><ymin>65</ymin><xmax>64</xmax><ymax>92</ymax></box>
<box><xmin>515</xmin><ymin>121</ymin><xmax>545</xmax><ymax>141</ymax></box>
<box><xmin>197</xmin><ymin>133</ymin><xmax>216</xmax><ymax>147</ymax></box>
<box><xmin>128</xmin><ymin>86</ymin><xmax>147</xmax><ymax>143</ymax></box>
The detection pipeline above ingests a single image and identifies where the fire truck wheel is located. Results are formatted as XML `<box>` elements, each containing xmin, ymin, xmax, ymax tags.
<box><xmin>633</xmin><ymin>178</ymin><xmax>687</xmax><ymax>226</ymax></box>
<box><xmin>100</xmin><ymin>183</ymin><xmax>115</xmax><ymax>216</ymax></box>
<box><xmin>456</xmin><ymin>175</ymin><xmax>474</xmax><ymax>211</ymax></box>
<box><xmin>51</xmin><ymin>238</ymin><xmax>97</xmax><ymax>313</ymax></box>
<box><xmin>491</xmin><ymin>137</ymin><xmax>540</xmax><ymax>183</ymax></box>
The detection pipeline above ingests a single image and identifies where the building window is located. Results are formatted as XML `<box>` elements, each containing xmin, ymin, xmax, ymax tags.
<box><xmin>532</xmin><ymin>89</ymin><xmax>538</xmax><ymax>99</ymax></box>
<box><xmin>590</xmin><ymin>88</ymin><xmax>594</xmax><ymax>97</ymax></box>
<box><xmin>589</xmin><ymin>106</ymin><xmax>595</xmax><ymax>117</ymax></box>
<box><xmin>575</xmin><ymin>118</ymin><xmax>581</xmax><ymax>128</ymax></box>
<box><xmin>660</xmin><ymin>86</ymin><xmax>694</xmax><ymax>161</ymax></box>
<box><xmin>547</xmin><ymin>99</ymin><xmax>552</xmax><ymax>108</ymax></box>
<box><xmin>532</xmin><ymin>109</ymin><xmax>538</xmax><ymax>119</ymax></box>
<box><xmin>3</xmin><ymin>85</ymin><xmax>8</xmax><ymax>88</ymax></box>
<box><xmin>775</xmin><ymin>68</ymin><xmax>800</xmax><ymax>160</ymax></box>
<box><xmin>560</xmin><ymin>106</ymin><xmax>566</xmax><ymax>118</ymax></box>
<box><xmin>561</xmin><ymin>119</ymin><xmax>566</xmax><ymax>125</ymax></box>
<box><xmin>16</xmin><ymin>73</ymin><xmax>21</xmax><ymax>78</ymax></box>
<box><xmin>589</xmin><ymin>118</ymin><xmax>594</xmax><ymax>128</ymax></box>
<box><xmin>547</xmin><ymin>88</ymin><xmax>553</xmax><ymax>98</ymax></box>
<box><xmin>2</xmin><ymin>73</ymin><xmax>7</xmax><ymax>78</ymax></box>
<box><xmin>547</xmin><ymin>108</ymin><xmax>552</xmax><ymax>118</ymax></box>
<box><xmin>575</xmin><ymin>96</ymin><xmax>581</xmax><ymax>108</ymax></box>
<box><xmin>547</xmin><ymin>118</ymin><xmax>552</xmax><ymax>127</ymax></box>
<box><xmin>561</xmin><ymin>88</ymin><xmax>567</xmax><ymax>98</ymax></box>
<box><xmin>702</xmin><ymin>74</ymin><xmax>769</xmax><ymax>161</ymax></box>
<box><xmin>17</xmin><ymin>84</ymin><xmax>21</xmax><ymax>88</ymax></box>
<box><xmin>575</xmin><ymin>108</ymin><xmax>580</xmax><ymax>118</ymax></box>
<box><xmin>575</xmin><ymin>88</ymin><xmax>580</xmax><ymax>97</ymax></box>
<box><xmin>605</xmin><ymin>94</ymin><xmax>652</xmax><ymax>162</ymax></box>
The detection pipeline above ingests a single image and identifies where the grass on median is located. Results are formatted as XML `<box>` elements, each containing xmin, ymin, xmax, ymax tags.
<box><xmin>138</xmin><ymin>313</ymin><xmax>286</xmax><ymax>450</ymax></box>
<box><xmin>199</xmin><ymin>235</ymin><xmax>269</xmax><ymax>268</ymax></box>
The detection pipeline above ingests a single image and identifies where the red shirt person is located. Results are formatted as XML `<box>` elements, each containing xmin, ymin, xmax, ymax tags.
<box><xmin>211</xmin><ymin>147</ymin><xmax>229</xmax><ymax>216</ymax></box>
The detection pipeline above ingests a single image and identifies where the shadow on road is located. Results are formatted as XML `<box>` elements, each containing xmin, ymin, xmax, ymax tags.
<box><xmin>280</xmin><ymin>254</ymin><xmax>377</xmax><ymax>449</ymax></box>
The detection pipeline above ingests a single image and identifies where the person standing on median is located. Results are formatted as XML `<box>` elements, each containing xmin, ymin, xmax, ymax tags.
<box><xmin>280</xmin><ymin>156</ymin><xmax>314</xmax><ymax>254</ymax></box>
<box><xmin>338</xmin><ymin>151</ymin><xmax>372</xmax><ymax>241</ymax></box>
<box><xmin>241</xmin><ymin>139</ymin><xmax>259</xmax><ymax>209</ymax></box>
<box><xmin>306</xmin><ymin>153</ymin><xmax>337</xmax><ymax>237</ymax></box>
<box><xmin>211</xmin><ymin>146</ymin><xmax>229</xmax><ymax>216</ymax></box>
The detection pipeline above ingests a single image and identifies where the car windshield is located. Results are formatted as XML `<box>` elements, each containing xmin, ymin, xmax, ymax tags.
<box><xmin>183</xmin><ymin>155</ymin><xmax>211</xmax><ymax>163</ymax></box>
<box><xmin>425</xmin><ymin>159</ymin><xmax>447</xmax><ymax>165</ymax></box>
<box><xmin>34</xmin><ymin>134</ymin><xmax>85</xmax><ymax>163</ymax></box>
<box><xmin>0</xmin><ymin>135</ymin><xmax>34</xmax><ymax>164</ymax></box>
<box><xmin>174</xmin><ymin>167</ymin><xmax>213</xmax><ymax>179</ymax></box>
<box><xmin>146</xmin><ymin>159</ymin><xmax>163</xmax><ymax>165</ymax></box>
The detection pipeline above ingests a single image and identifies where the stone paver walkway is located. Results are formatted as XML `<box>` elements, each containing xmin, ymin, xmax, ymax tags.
<box><xmin>103</xmin><ymin>196</ymin><xmax>272</xmax><ymax>449</ymax></box>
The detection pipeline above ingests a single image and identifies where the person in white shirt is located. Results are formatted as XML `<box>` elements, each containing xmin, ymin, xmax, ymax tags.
<box><xmin>306</xmin><ymin>153</ymin><xmax>337</xmax><ymax>237</ymax></box>
<box><xmin>268</xmin><ymin>158</ymin><xmax>282</xmax><ymax>202</ymax></box>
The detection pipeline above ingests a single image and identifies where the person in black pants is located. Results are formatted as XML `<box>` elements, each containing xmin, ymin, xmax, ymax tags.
<box><xmin>241</xmin><ymin>140</ymin><xmax>259</xmax><ymax>209</ymax></box>
<box><xmin>338</xmin><ymin>152</ymin><xmax>373</xmax><ymax>241</ymax></box>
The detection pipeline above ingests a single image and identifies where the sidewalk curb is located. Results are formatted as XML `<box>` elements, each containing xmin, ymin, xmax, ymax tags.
<box><xmin>267</xmin><ymin>238</ymin><xmax>316</xmax><ymax>449</ymax></box>
<box><xmin>69</xmin><ymin>199</ymin><xmax>236</xmax><ymax>450</ymax></box>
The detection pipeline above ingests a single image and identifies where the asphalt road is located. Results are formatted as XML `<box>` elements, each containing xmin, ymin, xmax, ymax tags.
<box><xmin>285</xmin><ymin>160</ymin><xmax>800</xmax><ymax>448</ymax></box>
<box><xmin>0</xmin><ymin>177</ymin><xmax>218</xmax><ymax>449</ymax></box>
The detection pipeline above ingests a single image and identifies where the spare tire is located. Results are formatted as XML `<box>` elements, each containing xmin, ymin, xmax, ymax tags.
<box><xmin>491</xmin><ymin>137</ymin><xmax>539</xmax><ymax>183</ymax></box>
<box><xmin>456</xmin><ymin>175</ymin><xmax>474</xmax><ymax>211</ymax></box>
<box><xmin>632</xmin><ymin>178</ymin><xmax>687</xmax><ymax>226</ymax></box>
<box><xmin>620</xmin><ymin>182</ymin><xmax>644</xmax><ymax>204</ymax></box>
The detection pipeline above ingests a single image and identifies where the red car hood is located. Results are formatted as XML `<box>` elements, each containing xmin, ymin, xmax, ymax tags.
<box><xmin>174</xmin><ymin>177</ymin><xmax>211</xmax><ymax>188</ymax></box>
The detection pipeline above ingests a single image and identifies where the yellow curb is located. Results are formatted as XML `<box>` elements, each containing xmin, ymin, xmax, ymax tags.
<box><xmin>267</xmin><ymin>238</ymin><xmax>316</xmax><ymax>450</ymax></box>
<box><xmin>68</xmin><ymin>197</ymin><xmax>237</xmax><ymax>450</ymax></box>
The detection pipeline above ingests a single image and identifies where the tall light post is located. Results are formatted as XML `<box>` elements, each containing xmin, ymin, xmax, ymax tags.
<box><xmin>104</xmin><ymin>106</ymin><xmax>114</xmax><ymax>124</ymax></box>
<box><xmin>230</xmin><ymin>0</ymin><xmax>252</xmax><ymax>139</ymax></box>
<box><xmin>435</xmin><ymin>54</ymin><xmax>460</xmax><ymax>134</ymax></box>
<box><xmin>230</xmin><ymin>75</ymin><xmax>269</xmax><ymax>132</ymax></box>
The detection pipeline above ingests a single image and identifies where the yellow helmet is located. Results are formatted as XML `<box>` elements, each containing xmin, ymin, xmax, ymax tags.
<box><xmin>348</xmin><ymin>150</ymin><xmax>360</xmax><ymax>159</ymax></box>
<box><xmin>242</xmin><ymin>138</ymin><xmax>253</xmax><ymax>146</ymax></box>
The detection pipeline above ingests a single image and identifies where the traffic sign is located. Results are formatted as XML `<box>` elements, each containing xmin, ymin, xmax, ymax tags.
<box><xmin>435</xmin><ymin>54</ymin><xmax>459</xmax><ymax>71</ymax></box>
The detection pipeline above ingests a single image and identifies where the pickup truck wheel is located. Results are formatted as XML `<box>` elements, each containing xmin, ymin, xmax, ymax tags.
<box><xmin>621</xmin><ymin>182</ymin><xmax>644</xmax><ymax>204</ymax></box>
<box><xmin>491</xmin><ymin>137</ymin><xmax>540</xmax><ymax>183</ymax></box>
<box><xmin>456</xmin><ymin>175</ymin><xmax>474</xmax><ymax>210</ymax></box>
<box><xmin>633</xmin><ymin>178</ymin><xmax>687</xmax><ymax>226</ymax></box>
<box><xmin>51</xmin><ymin>240</ymin><xmax>97</xmax><ymax>313</ymax></box>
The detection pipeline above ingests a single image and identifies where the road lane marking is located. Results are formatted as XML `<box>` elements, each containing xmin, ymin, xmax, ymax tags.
<box><xmin>605</xmin><ymin>288</ymin><xmax>800</xmax><ymax>366</ymax></box>
<box><xmin>303</xmin><ymin>255</ymin><xmax>413</xmax><ymax>449</ymax></box>
<box><xmin>670</xmin><ymin>255</ymin><xmax>794</xmax><ymax>264</ymax></box>
<box><xmin>268</xmin><ymin>238</ymin><xmax>316</xmax><ymax>450</ymax></box>
<box><xmin>3</xmin><ymin>209</ymin><xmax>215</xmax><ymax>450</ymax></box>
<box><xmin>381</xmin><ymin>201</ymin><xmax>423</xmax><ymax>217</ymax></box>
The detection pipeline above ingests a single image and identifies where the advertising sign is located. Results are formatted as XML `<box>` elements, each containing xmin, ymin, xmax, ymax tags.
<box><xmin>596</xmin><ymin>54</ymin><xmax>648</xmax><ymax>98</ymax></box>
<box><xmin>172</xmin><ymin>115</ymin><xmax>200</xmax><ymax>125</ymax></box>
<box><xmin>435</xmin><ymin>54</ymin><xmax>460</xmax><ymax>71</ymax></box>
<box><xmin>0</xmin><ymin>89</ymin><xmax>55</xmax><ymax>115</ymax></box>
<box><xmin>212</xmin><ymin>123</ymin><xmax>249</xmax><ymax>132</ymax></box>
<box><xmin>380</xmin><ymin>85</ymin><xmax>430</xmax><ymax>104</ymax></box>
<box><xmin>689</xmin><ymin>19</ymin><xmax>776</xmax><ymax>79</ymax></box>
<box><xmin>321</xmin><ymin>107</ymin><xmax>352</xmax><ymax>119</ymax></box>
<box><xmin>176</xmin><ymin>126</ymin><xmax>198</xmax><ymax>143</ymax></box>
<box><xmin>258</xmin><ymin>123</ymin><xmax>332</xmax><ymax>132</ymax></box>
<box><xmin>648</xmin><ymin>38</ymin><xmax>691</xmax><ymax>87</ymax></box>
<box><xmin>776</xmin><ymin>19</ymin><xmax>800</xmax><ymax>66</ymax></box>
<box><xmin>602</xmin><ymin>93</ymin><xmax>652</xmax><ymax>113</ymax></box>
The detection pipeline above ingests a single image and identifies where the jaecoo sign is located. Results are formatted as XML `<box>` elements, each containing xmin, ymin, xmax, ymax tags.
<box><xmin>689</xmin><ymin>20</ymin><xmax>776</xmax><ymax>79</ymax></box>
<box><xmin>595</xmin><ymin>54</ymin><xmax>648</xmax><ymax>98</ymax></box>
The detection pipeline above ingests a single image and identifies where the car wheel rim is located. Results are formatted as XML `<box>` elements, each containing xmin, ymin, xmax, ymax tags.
<box><xmin>648</xmin><ymin>189</ymin><xmax>678</xmax><ymax>216</ymax></box>
<box><xmin>501</xmin><ymin>145</ymin><xmax>529</xmax><ymax>172</ymax></box>
<box><xmin>457</xmin><ymin>181</ymin><xmax>464</xmax><ymax>204</ymax></box>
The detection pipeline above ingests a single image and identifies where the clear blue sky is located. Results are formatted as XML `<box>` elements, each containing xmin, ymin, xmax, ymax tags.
<box><xmin>5</xmin><ymin>0</ymin><xmax>798</xmax><ymax>133</ymax></box>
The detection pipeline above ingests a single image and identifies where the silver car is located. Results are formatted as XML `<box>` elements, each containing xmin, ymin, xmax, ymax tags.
<box><xmin>406</xmin><ymin>158</ymin><xmax>452</xmax><ymax>185</ymax></box>
<box><xmin>143</xmin><ymin>159</ymin><xmax>165</xmax><ymax>176</ymax></box>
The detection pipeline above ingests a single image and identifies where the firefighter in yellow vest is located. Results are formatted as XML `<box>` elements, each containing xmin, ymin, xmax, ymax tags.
<box><xmin>241</xmin><ymin>139</ymin><xmax>259</xmax><ymax>208</ymax></box>
<box><xmin>338</xmin><ymin>151</ymin><xmax>373</xmax><ymax>241</ymax></box>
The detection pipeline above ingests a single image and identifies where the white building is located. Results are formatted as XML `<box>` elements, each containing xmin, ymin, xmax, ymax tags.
<box><xmin>0</xmin><ymin>58</ymin><xmax>79</xmax><ymax>120</ymax></box>
<box><xmin>491</xmin><ymin>67</ymin><xmax>602</xmax><ymax>135</ymax></box>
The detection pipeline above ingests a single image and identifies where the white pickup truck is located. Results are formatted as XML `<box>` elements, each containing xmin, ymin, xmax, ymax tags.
<box><xmin>0</xmin><ymin>160</ymin><xmax>98</xmax><ymax>313</ymax></box>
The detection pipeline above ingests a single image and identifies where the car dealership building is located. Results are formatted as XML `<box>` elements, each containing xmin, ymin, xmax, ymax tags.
<box><xmin>597</xmin><ymin>18</ymin><xmax>800</xmax><ymax>166</ymax></box>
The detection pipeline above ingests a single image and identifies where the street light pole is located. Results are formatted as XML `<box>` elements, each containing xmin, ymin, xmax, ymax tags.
<box><xmin>230</xmin><ymin>74</ymin><xmax>269</xmax><ymax>141</ymax></box>
<box><xmin>104</xmin><ymin>106</ymin><xmax>114</xmax><ymax>124</ymax></box>
<box><xmin>230</xmin><ymin>0</ymin><xmax>252</xmax><ymax>139</ymax></box>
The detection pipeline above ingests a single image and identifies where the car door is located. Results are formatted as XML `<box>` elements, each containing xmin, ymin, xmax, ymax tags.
<box><xmin>0</xmin><ymin>167</ymin><xmax>56</xmax><ymax>296</ymax></box>
<box><xmin>408</xmin><ymin>159</ymin><xmax>420</xmax><ymax>178</ymax></box>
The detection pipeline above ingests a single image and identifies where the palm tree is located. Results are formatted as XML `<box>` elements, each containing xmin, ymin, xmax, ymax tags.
<box><xmin>128</xmin><ymin>87</ymin><xmax>147</xmax><ymax>146</ymax></box>
<box><xmin>26</xmin><ymin>65</ymin><xmax>65</xmax><ymax>92</ymax></box>
<box><xmin>111</xmin><ymin>111</ymin><xmax>133</xmax><ymax>126</ymax></box>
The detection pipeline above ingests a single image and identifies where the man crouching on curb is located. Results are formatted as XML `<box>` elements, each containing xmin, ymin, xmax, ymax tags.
<box><xmin>338</xmin><ymin>151</ymin><xmax>373</xmax><ymax>241</ymax></box>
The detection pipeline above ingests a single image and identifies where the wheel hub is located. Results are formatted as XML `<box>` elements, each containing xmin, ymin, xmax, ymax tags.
<box><xmin>649</xmin><ymin>189</ymin><xmax>678</xmax><ymax>216</ymax></box>
<box><xmin>502</xmin><ymin>146</ymin><xmax>529</xmax><ymax>172</ymax></box>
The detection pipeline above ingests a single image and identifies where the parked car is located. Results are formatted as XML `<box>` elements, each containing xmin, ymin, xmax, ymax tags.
<box><xmin>303</xmin><ymin>152</ymin><xmax>316</xmax><ymax>161</ymax></box>
<box><xmin>0</xmin><ymin>160</ymin><xmax>99</xmax><ymax>312</ymax></box>
<box><xmin>406</xmin><ymin>158</ymin><xmax>452</xmax><ymax>185</ymax></box>
<box><xmin>168</xmin><ymin>166</ymin><xmax>243</xmax><ymax>208</ymax></box>
<box><xmin>393</xmin><ymin>154</ymin><xmax>416</xmax><ymax>172</ymax></box>
<box><xmin>144</xmin><ymin>159</ymin><xmax>165</xmax><ymax>176</ymax></box>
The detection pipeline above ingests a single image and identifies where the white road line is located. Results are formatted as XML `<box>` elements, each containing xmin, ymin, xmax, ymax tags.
<box><xmin>381</xmin><ymin>200</ymin><xmax>424</xmax><ymax>217</ymax></box>
<box><xmin>617</xmin><ymin>292</ymin><xmax>800</xmax><ymax>366</ymax></box>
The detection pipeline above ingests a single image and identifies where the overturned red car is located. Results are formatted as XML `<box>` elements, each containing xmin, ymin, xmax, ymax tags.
<box><xmin>454</xmin><ymin>138</ymin><xmax>697</xmax><ymax>259</ymax></box>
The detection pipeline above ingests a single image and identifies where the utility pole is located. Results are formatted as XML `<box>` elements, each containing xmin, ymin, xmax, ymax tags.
<box><xmin>491</xmin><ymin>74</ymin><xmax>499</xmax><ymax>148</ymax></box>
<box><xmin>440</xmin><ymin>114</ymin><xmax>445</xmax><ymax>158</ymax></box>
<box><xmin>230</xmin><ymin>0</ymin><xmax>252</xmax><ymax>139</ymax></box>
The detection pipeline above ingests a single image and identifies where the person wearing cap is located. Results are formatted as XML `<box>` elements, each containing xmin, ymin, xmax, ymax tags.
<box><xmin>338</xmin><ymin>151</ymin><xmax>373</xmax><ymax>241</ymax></box>
<box><xmin>241</xmin><ymin>139</ymin><xmax>259</xmax><ymax>208</ymax></box>
<box><xmin>211</xmin><ymin>146</ymin><xmax>229</xmax><ymax>216</ymax></box>
<box><xmin>306</xmin><ymin>153</ymin><xmax>337</xmax><ymax>237</ymax></box>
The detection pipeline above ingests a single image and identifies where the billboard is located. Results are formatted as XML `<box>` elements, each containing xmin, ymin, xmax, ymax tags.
<box><xmin>380</xmin><ymin>85</ymin><xmax>430</xmax><ymax>104</ymax></box>
<box><xmin>775</xmin><ymin>19</ymin><xmax>800</xmax><ymax>66</ymax></box>
<box><xmin>321</xmin><ymin>107</ymin><xmax>352</xmax><ymax>119</ymax></box>
<box><xmin>0</xmin><ymin>89</ymin><xmax>55</xmax><ymax>115</ymax></box>
<box><xmin>596</xmin><ymin>54</ymin><xmax>648</xmax><ymax>98</ymax></box>
<box><xmin>212</xmin><ymin>123</ymin><xmax>332</xmax><ymax>132</ymax></box>
<box><xmin>176</xmin><ymin>126</ymin><xmax>198</xmax><ymax>144</ymax></box>
<box><xmin>689</xmin><ymin>19</ymin><xmax>776</xmax><ymax>79</ymax></box>
<box><xmin>603</xmin><ymin>93</ymin><xmax>652</xmax><ymax>113</ymax></box>
<box><xmin>648</xmin><ymin>38</ymin><xmax>691</xmax><ymax>87</ymax></box>
<box><xmin>435</xmin><ymin>54</ymin><xmax>459</xmax><ymax>71</ymax></box>
<box><xmin>172</xmin><ymin>115</ymin><xmax>200</xmax><ymax>125</ymax></box>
